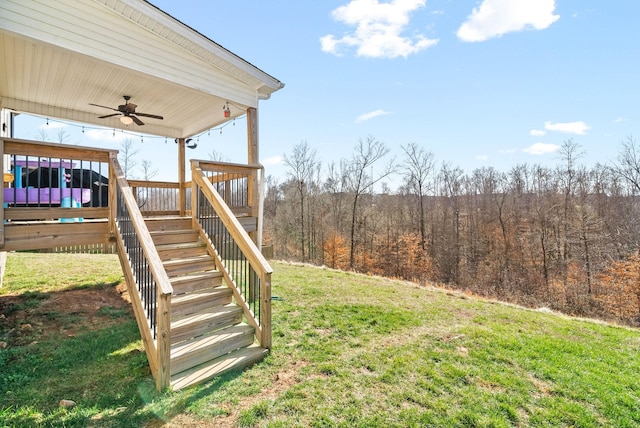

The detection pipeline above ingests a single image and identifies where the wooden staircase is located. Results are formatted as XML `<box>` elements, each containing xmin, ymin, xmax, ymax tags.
<box><xmin>146</xmin><ymin>216</ymin><xmax>268</xmax><ymax>390</ymax></box>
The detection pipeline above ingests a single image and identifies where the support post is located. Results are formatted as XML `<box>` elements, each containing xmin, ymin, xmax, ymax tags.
<box><xmin>261</xmin><ymin>272</ymin><xmax>272</xmax><ymax>349</ymax></box>
<box><xmin>0</xmin><ymin>109</ymin><xmax>10</xmax><ymax>282</ymax></box>
<box><xmin>246</xmin><ymin>108</ymin><xmax>259</xmax><ymax>245</ymax></box>
<box><xmin>178</xmin><ymin>138</ymin><xmax>186</xmax><ymax>216</ymax></box>
<box><xmin>108</xmin><ymin>152</ymin><xmax>118</xmax><ymax>236</ymax></box>
<box><xmin>156</xmin><ymin>293</ymin><xmax>172</xmax><ymax>390</ymax></box>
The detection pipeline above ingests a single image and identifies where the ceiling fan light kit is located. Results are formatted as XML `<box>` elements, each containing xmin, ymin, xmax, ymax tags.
<box><xmin>90</xmin><ymin>95</ymin><xmax>164</xmax><ymax>126</ymax></box>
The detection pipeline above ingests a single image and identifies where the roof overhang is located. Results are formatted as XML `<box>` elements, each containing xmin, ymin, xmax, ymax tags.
<box><xmin>0</xmin><ymin>0</ymin><xmax>284</xmax><ymax>139</ymax></box>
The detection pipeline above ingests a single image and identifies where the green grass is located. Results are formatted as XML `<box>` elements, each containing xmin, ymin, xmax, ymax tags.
<box><xmin>1</xmin><ymin>254</ymin><xmax>639</xmax><ymax>427</ymax></box>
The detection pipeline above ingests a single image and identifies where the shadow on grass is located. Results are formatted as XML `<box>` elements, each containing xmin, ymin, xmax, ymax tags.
<box><xmin>0</xmin><ymin>287</ymin><xmax>245</xmax><ymax>427</ymax></box>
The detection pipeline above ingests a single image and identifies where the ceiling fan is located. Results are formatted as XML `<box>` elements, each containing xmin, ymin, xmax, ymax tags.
<box><xmin>89</xmin><ymin>95</ymin><xmax>163</xmax><ymax>126</ymax></box>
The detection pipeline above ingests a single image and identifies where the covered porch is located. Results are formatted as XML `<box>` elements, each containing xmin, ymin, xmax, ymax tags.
<box><xmin>0</xmin><ymin>0</ymin><xmax>284</xmax><ymax>390</ymax></box>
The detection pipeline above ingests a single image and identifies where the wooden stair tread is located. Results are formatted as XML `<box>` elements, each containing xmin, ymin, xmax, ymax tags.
<box><xmin>170</xmin><ymin>270</ymin><xmax>222</xmax><ymax>286</ymax></box>
<box><xmin>144</xmin><ymin>216</ymin><xmax>192</xmax><ymax>232</ymax></box>
<box><xmin>156</xmin><ymin>241</ymin><xmax>205</xmax><ymax>251</ymax></box>
<box><xmin>170</xmin><ymin>345</ymin><xmax>268</xmax><ymax>391</ymax></box>
<box><xmin>157</xmin><ymin>241</ymin><xmax>208</xmax><ymax>261</ymax></box>
<box><xmin>170</xmin><ymin>324</ymin><xmax>255</xmax><ymax>374</ymax></box>
<box><xmin>150</xmin><ymin>229</ymin><xmax>199</xmax><ymax>245</ymax></box>
<box><xmin>163</xmin><ymin>254</ymin><xmax>213</xmax><ymax>266</ymax></box>
<box><xmin>172</xmin><ymin>287</ymin><xmax>232</xmax><ymax>305</ymax></box>
<box><xmin>171</xmin><ymin>288</ymin><xmax>233</xmax><ymax>317</ymax></box>
<box><xmin>170</xmin><ymin>271</ymin><xmax>223</xmax><ymax>293</ymax></box>
<box><xmin>163</xmin><ymin>254</ymin><xmax>216</xmax><ymax>277</ymax></box>
<box><xmin>170</xmin><ymin>305</ymin><xmax>243</xmax><ymax>344</ymax></box>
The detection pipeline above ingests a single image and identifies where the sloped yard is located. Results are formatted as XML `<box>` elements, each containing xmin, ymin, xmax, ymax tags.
<box><xmin>0</xmin><ymin>253</ymin><xmax>639</xmax><ymax>427</ymax></box>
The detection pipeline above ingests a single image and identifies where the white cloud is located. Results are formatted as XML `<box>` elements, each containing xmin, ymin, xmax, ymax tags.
<box><xmin>476</xmin><ymin>154</ymin><xmax>489</xmax><ymax>161</ymax></box>
<box><xmin>523</xmin><ymin>142</ymin><xmax>560</xmax><ymax>155</ymax></box>
<box><xmin>261</xmin><ymin>155</ymin><xmax>284</xmax><ymax>166</ymax></box>
<box><xmin>457</xmin><ymin>0</ymin><xmax>559</xmax><ymax>42</ymax></box>
<box><xmin>544</xmin><ymin>120</ymin><xmax>590</xmax><ymax>135</ymax></box>
<box><xmin>355</xmin><ymin>109</ymin><xmax>391</xmax><ymax>123</ymax></box>
<box><xmin>499</xmin><ymin>148</ymin><xmax>517</xmax><ymax>154</ymax></box>
<box><xmin>530</xmin><ymin>129</ymin><xmax>546</xmax><ymax>137</ymax></box>
<box><xmin>614</xmin><ymin>117</ymin><xmax>627</xmax><ymax>123</ymax></box>
<box><xmin>320</xmin><ymin>0</ymin><xmax>438</xmax><ymax>58</ymax></box>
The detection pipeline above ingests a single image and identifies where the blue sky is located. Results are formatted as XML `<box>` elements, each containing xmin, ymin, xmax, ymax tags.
<box><xmin>14</xmin><ymin>0</ymin><xmax>640</xmax><ymax>185</ymax></box>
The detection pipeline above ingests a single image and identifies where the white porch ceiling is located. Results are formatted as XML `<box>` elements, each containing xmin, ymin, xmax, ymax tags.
<box><xmin>0</xmin><ymin>0</ymin><xmax>284</xmax><ymax>139</ymax></box>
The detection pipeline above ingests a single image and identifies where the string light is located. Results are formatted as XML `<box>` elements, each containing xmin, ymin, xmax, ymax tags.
<box><xmin>23</xmin><ymin>114</ymin><xmax>245</xmax><ymax>142</ymax></box>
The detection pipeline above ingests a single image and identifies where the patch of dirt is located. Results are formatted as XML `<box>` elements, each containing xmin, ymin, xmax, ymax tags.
<box><xmin>146</xmin><ymin>359</ymin><xmax>310</xmax><ymax>428</ymax></box>
<box><xmin>0</xmin><ymin>282</ymin><xmax>132</xmax><ymax>346</ymax></box>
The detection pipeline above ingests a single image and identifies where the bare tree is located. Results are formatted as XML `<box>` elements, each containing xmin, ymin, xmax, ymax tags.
<box><xmin>56</xmin><ymin>127</ymin><xmax>71</xmax><ymax>144</ymax></box>
<box><xmin>284</xmin><ymin>140</ymin><xmax>321</xmax><ymax>261</ymax></box>
<box><xmin>611</xmin><ymin>136</ymin><xmax>640</xmax><ymax>193</ymax></box>
<box><xmin>141</xmin><ymin>159</ymin><xmax>158</xmax><ymax>181</ymax></box>
<box><xmin>208</xmin><ymin>149</ymin><xmax>229</xmax><ymax>162</ymax></box>
<box><xmin>402</xmin><ymin>142</ymin><xmax>435</xmax><ymax>249</ymax></box>
<box><xmin>35</xmin><ymin>128</ymin><xmax>49</xmax><ymax>142</ymax></box>
<box><xmin>343</xmin><ymin>136</ymin><xmax>394</xmax><ymax>269</ymax></box>
<box><xmin>118</xmin><ymin>138</ymin><xmax>138</xmax><ymax>179</ymax></box>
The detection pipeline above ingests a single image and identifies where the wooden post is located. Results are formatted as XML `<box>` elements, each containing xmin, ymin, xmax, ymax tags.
<box><xmin>261</xmin><ymin>272</ymin><xmax>272</xmax><ymax>349</ymax></box>
<box><xmin>156</xmin><ymin>293</ymin><xmax>172</xmax><ymax>390</ymax></box>
<box><xmin>190</xmin><ymin>160</ymin><xmax>198</xmax><ymax>229</ymax></box>
<box><xmin>246</xmin><ymin>108</ymin><xmax>261</xmax><ymax>305</ymax></box>
<box><xmin>108</xmin><ymin>152</ymin><xmax>118</xmax><ymax>236</ymax></box>
<box><xmin>246</xmin><ymin>108</ymin><xmax>259</xmax><ymax>245</ymax></box>
<box><xmin>0</xmin><ymin>109</ymin><xmax>10</xmax><ymax>252</ymax></box>
<box><xmin>0</xmin><ymin>137</ymin><xmax>4</xmax><ymax>250</ymax></box>
<box><xmin>0</xmin><ymin>137</ymin><xmax>4</xmax><ymax>286</ymax></box>
<box><xmin>177</xmin><ymin>138</ymin><xmax>186</xmax><ymax>217</ymax></box>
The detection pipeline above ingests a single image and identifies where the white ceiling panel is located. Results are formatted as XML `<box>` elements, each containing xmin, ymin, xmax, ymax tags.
<box><xmin>0</xmin><ymin>0</ymin><xmax>283</xmax><ymax>138</ymax></box>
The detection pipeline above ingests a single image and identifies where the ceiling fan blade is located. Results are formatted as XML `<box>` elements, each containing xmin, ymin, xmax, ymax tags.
<box><xmin>89</xmin><ymin>103</ymin><xmax>118</xmax><ymax>111</ymax></box>
<box><xmin>98</xmin><ymin>113</ymin><xmax>121</xmax><ymax>119</ymax></box>
<box><xmin>131</xmin><ymin>115</ymin><xmax>145</xmax><ymax>126</ymax></box>
<box><xmin>135</xmin><ymin>112</ymin><xmax>164</xmax><ymax>120</ymax></box>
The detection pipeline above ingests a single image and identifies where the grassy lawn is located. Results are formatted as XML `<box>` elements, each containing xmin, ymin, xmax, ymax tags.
<box><xmin>0</xmin><ymin>253</ymin><xmax>639</xmax><ymax>427</ymax></box>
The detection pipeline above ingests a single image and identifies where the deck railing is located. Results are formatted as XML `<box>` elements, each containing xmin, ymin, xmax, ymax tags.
<box><xmin>0</xmin><ymin>138</ymin><xmax>113</xmax><ymax>251</ymax></box>
<box><xmin>129</xmin><ymin>180</ymin><xmax>191</xmax><ymax>216</ymax></box>
<box><xmin>196</xmin><ymin>160</ymin><xmax>262</xmax><ymax>226</ymax></box>
<box><xmin>109</xmin><ymin>153</ymin><xmax>173</xmax><ymax>390</ymax></box>
<box><xmin>191</xmin><ymin>160</ymin><xmax>272</xmax><ymax>348</ymax></box>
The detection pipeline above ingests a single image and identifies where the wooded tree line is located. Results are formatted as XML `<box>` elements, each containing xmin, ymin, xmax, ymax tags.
<box><xmin>263</xmin><ymin>136</ymin><xmax>640</xmax><ymax>326</ymax></box>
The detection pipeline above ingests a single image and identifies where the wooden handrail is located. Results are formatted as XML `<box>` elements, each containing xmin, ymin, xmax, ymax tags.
<box><xmin>128</xmin><ymin>180</ymin><xmax>181</xmax><ymax>189</ymax></box>
<box><xmin>110</xmin><ymin>156</ymin><xmax>173</xmax><ymax>296</ymax></box>
<box><xmin>192</xmin><ymin>164</ymin><xmax>272</xmax><ymax>348</ymax></box>
<box><xmin>194</xmin><ymin>159</ymin><xmax>264</xmax><ymax>174</ymax></box>
<box><xmin>3</xmin><ymin>138</ymin><xmax>114</xmax><ymax>162</ymax></box>
<box><xmin>192</xmin><ymin>167</ymin><xmax>272</xmax><ymax>277</ymax></box>
<box><xmin>109</xmin><ymin>153</ymin><xmax>173</xmax><ymax>389</ymax></box>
